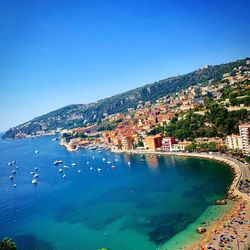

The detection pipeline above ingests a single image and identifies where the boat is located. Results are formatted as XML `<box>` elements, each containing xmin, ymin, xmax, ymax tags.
<box><xmin>15</xmin><ymin>166</ymin><xmax>19</xmax><ymax>169</ymax></box>
<box><xmin>92</xmin><ymin>156</ymin><xmax>95</xmax><ymax>159</ymax></box>
<box><xmin>30</xmin><ymin>171</ymin><xmax>35</xmax><ymax>175</ymax></box>
<box><xmin>52</xmin><ymin>138</ymin><xmax>58</xmax><ymax>141</ymax></box>
<box><xmin>98</xmin><ymin>150</ymin><xmax>102</xmax><ymax>153</ymax></box>
<box><xmin>35</xmin><ymin>150</ymin><xmax>39</xmax><ymax>154</ymax></box>
<box><xmin>34</xmin><ymin>173</ymin><xmax>39</xmax><ymax>178</ymax></box>
<box><xmin>12</xmin><ymin>161</ymin><xmax>16</xmax><ymax>164</ymax></box>
<box><xmin>8</xmin><ymin>162</ymin><xmax>12</xmax><ymax>166</ymax></box>
<box><xmin>59</xmin><ymin>168</ymin><xmax>63</xmax><ymax>172</ymax></box>
<box><xmin>71</xmin><ymin>163</ymin><xmax>77</xmax><ymax>166</ymax></box>
<box><xmin>128</xmin><ymin>161</ymin><xmax>131</xmax><ymax>165</ymax></box>
<box><xmin>32</xmin><ymin>179</ymin><xmax>38</xmax><ymax>185</ymax></box>
<box><xmin>35</xmin><ymin>167</ymin><xmax>38</xmax><ymax>171</ymax></box>
<box><xmin>9</xmin><ymin>175</ymin><xmax>14</xmax><ymax>180</ymax></box>
<box><xmin>54</xmin><ymin>160</ymin><xmax>63</xmax><ymax>165</ymax></box>
<box><xmin>86</xmin><ymin>161</ymin><xmax>90</xmax><ymax>165</ymax></box>
<box><xmin>107</xmin><ymin>161</ymin><xmax>112</xmax><ymax>164</ymax></box>
<box><xmin>102</xmin><ymin>158</ymin><xmax>106</xmax><ymax>161</ymax></box>
<box><xmin>63</xmin><ymin>165</ymin><xmax>69</xmax><ymax>169</ymax></box>
<box><xmin>12</xmin><ymin>170</ymin><xmax>16</xmax><ymax>175</ymax></box>
<box><xmin>62</xmin><ymin>174</ymin><xmax>66</xmax><ymax>178</ymax></box>
<box><xmin>77</xmin><ymin>170</ymin><xmax>82</xmax><ymax>173</ymax></box>
<box><xmin>13</xmin><ymin>184</ymin><xmax>17</xmax><ymax>188</ymax></box>
<box><xmin>90</xmin><ymin>167</ymin><xmax>94</xmax><ymax>171</ymax></box>
<box><xmin>97</xmin><ymin>168</ymin><xmax>102</xmax><ymax>172</ymax></box>
<box><xmin>89</xmin><ymin>146</ymin><xmax>97</xmax><ymax>150</ymax></box>
<box><xmin>111</xmin><ymin>165</ymin><xmax>116</xmax><ymax>170</ymax></box>
<box><xmin>115</xmin><ymin>159</ymin><xmax>118</xmax><ymax>162</ymax></box>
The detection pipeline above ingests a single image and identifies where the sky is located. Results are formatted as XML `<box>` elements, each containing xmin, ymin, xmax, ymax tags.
<box><xmin>1</xmin><ymin>0</ymin><xmax>250</xmax><ymax>131</ymax></box>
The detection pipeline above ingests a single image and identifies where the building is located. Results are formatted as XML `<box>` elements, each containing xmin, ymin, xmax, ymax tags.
<box><xmin>239</xmin><ymin>124</ymin><xmax>250</xmax><ymax>154</ymax></box>
<box><xmin>226</xmin><ymin>134</ymin><xmax>243</xmax><ymax>151</ymax></box>
<box><xmin>162</xmin><ymin>137</ymin><xmax>176</xmax><ymax>151</ymax></box>
<box><xmin>144</xmin><ymin>134</ymin><xmax>162</xmax><ymax>151</ymax></box>
<box><xmin>121</xmin><ymin>135</ymin><xmax>133</xmax><ymax>150</ymax></box>
<box><xmin>171</xmin><ymin>141</ymin><xmax>191</xmax><ymax>151</ymax></box>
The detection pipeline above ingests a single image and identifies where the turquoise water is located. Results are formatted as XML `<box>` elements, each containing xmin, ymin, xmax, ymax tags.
<box><xmin>0</xmin><ymin>136</ymin><xmax>233</xmax><ymax>250</ymax></box>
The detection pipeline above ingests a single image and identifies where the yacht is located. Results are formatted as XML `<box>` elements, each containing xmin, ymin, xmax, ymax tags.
<box><xmin>32</xmin><ymin>179</ymin><xmax>38</xmax><ymax>185</ymax></box>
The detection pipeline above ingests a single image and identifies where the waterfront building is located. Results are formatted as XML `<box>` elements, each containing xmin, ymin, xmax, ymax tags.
<box><xmin>162</xmin><ymin>137</ymin><xmax>176</xmax><ymax>151</ymax></box>
<box><xmin>171</xmin><ymin>141</ymin><xmax>192</xmax><ymax>151</ymax></box>
<box><xmin>239</xmin><ymin>124</ymin><xmax>250</xmax><ymax>154</ymax></box>
<box><xmin>226</xmin><ymin>134</ymin><xmax>243</xmax><ymax>151</ymax></box>
<box><xmin>144</xmin><ymin>134</ymin><xmax>162</xmax><ymax>151</ymax></box>
<box><xmin>121</xmin><ymin>135</ymin><xmax>133</xmax><ymax>150</ymax></box>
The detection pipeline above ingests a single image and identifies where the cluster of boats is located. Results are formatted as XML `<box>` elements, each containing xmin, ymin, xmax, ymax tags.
<box><xmin>8</xmin><ymin>161</ymin><xmax>18</xmax><ymax>187</ymax></box>
<box><xmin>7</xmin><ymin>146</ymin><xmax>133</xmax><ymax>188</ymax></box>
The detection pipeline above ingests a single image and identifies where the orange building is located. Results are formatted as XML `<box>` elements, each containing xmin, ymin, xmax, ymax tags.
<box><xmin>121</xmin><ymin>135</ymin><xmax>133</xmax><ymax>150</ymax></box>
<box><xmin>144</xmin><ymin>134</ymin><xmax>162</xmax><ymax>151</ymax></box>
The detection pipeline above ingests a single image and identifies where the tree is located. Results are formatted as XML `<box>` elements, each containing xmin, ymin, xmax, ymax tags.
<box><xmin>0</xmin><ymin>238</ymin><xmax>16</xmax><ymax>250</ymax></box>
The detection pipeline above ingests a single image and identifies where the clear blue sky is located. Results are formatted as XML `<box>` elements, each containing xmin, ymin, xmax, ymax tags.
<box><xmin>1</xmin><ymin>0</ymin><xmax>250</xmax><ymax>131</ymax></box>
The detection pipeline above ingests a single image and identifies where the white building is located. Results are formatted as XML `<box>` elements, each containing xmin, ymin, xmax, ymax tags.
<box><xmin>239</xmin><ymin>124</ymin><xmax>250</xmax><ymax>154</ymax></box>
<box><xmin>226</xmin><ymin>134</ymin><xmax>243</xmax><ymax>151</ymax></box>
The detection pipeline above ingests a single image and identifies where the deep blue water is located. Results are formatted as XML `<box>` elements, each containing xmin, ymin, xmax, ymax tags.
<box><xmin>0</xmin><ymin>136</ymin><xmax>233</xmax><ymax>250</ymax></box>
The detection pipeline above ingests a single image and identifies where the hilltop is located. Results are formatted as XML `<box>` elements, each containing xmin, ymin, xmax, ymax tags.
<box><xmin>2</xmin><ymin>57</ymin><xmax>249</xmax><ymax>139</ymax></box>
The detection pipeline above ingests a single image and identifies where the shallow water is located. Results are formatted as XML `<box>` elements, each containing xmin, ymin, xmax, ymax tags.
<box><xmin>0</xmin><ymin>136</ymin><xmax>233</xmax><ymax>250</ymax></box>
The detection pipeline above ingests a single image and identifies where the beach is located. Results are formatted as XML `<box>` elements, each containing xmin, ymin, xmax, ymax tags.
<box><xmin>113</xmin><ymin>149</ymin><xmax>250</xmax><ymax>249</ymax></box>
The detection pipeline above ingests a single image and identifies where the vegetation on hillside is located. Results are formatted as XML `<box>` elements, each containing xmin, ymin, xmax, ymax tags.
<box><xmin>2</xmin><ymin>57</ymin><xmax>249</xmax><ymax>139</ymax></box>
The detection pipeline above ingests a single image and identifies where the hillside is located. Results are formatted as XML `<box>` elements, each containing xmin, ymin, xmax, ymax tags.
<box><xmin>2</xmin><ymin>57</ymin><xmax>249</xmax><ymax>139</ymax></box>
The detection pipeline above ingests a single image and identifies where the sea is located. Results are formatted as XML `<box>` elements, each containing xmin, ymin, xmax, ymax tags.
<box><xmin>0</xmin><ymin>135</ymin><xmax>233</xmax><ymax>250</ymax></box>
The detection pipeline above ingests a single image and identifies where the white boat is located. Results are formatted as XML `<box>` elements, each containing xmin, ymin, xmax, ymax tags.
<box><xmin>8</xmin><ymin>162</ymin><xmax>12</xmax><ymax>166</ymax></box>
<box><xmin>102</xmin><ymin>158</ymin><xmax>106</xmax><ymax>161</ymax></box>
<box><xmin>115</xmin><ymin>159</ymin><xmax>118</xmax><ymax>162</ymax></box>
<box><xmin>12</xmin><ymin>161</ymin><xmax>16</xmax><ymax>164</ymax></box>
<box><xmin>59</xmin><ymin>168</ymin><xmax>63</xmax><ymax>172</ymax></box>
<box><xmin>97</xmin><ymin>168</ymin><xmax>102</xmax><ymax>172</ymax></box>
<box><xmin>15</xmin><ymin>166</ymin><xmax>19</xmax><ymax>169</ymax></box>
<box><xmin>13</xmin><ymin>184</ymin><xmax>17</xmax><ymax>188</ymax></box>
<box><xmin>9</xmin><ymin>175</ymin><xmax>14</xmax><ymax>180</ymax></box>
<box><xmin>34</xmin><ymin>173</ymin><xmax>39</xmax><ymax>178</ymax></box>
<box><xmin>98</xmin><ymin>150</ymin><xmax>102</xmax><ymax>153</ymax></box>
<box><xmin>30</xmin><ymin>171</ymin><xmax>35</xmax><ymax>175</ymax></box>
<box><xmin>32</xmin><ymin>179</ymin><xmax>38</xmax><ymax>185</ymax></box>
<box><xmin>54</xmin><ymin>160</ymin><xmax>63</xmax><ymax>165</ymax></box>
<box><xmin>90</xmin><ymin>167</ymin><xmax>94</xmax><ymax>171</ymax></box>
<box><xmin>63</xmin><ymin>165</ymin><xmax>69</xmax><ymax>169</ymax></box>
<box><xmin>12</xmin><ymin>170</ymin><xmax>16</xmax><ymax>175</ymax></box>
<box><xmin>77</xmin><ymin>170</ymin><xmax>82</xmax><ymax>173</ymax></box>
<box><xmin>62</xmin><ymin>174</ymin><xmax>66</xmax><ymax>178</ymax></box>
<box><xmin>35</xmin><ymin>150</ymin><xmax>39</xmax><ymax>154</ymax></box>
<box><xmin>111</xmin><ymin>165</ymin><xmax>116</xmax><ymax>170</ymax></box>
<box><xmin>86</xmin><ymin>161</ymin><xmax>90</xmax><ymax>165</ymax></box>
<box><xmin>128</xmin><ymin>161</ymin><xmax>131</xmax><ymax>165</ymax></box>
<box><xmin>92</xmin><ymin>156</ymin><xmax>95</xmax><ymax>159</ymax></box>
<box><xmin>89</xmin><ymin>146</ymin><xmax>97</xmax><ymax>150</ymax></box>
<box><xmin>71</xmin><ymin>163</ymin><xmax>77</xmax><ymax>166</ymax></box>
<box><xmin>35</xmin><ymin>167</ymin><xmax>38</xmax><ymax>171</ymax></box>
<box><xmin>107</xmin><ymin>161</ymin><xmax>112</xmax><ymax>164</ymax></box>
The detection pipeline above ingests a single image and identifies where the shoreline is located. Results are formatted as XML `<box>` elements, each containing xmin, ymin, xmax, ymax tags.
<box><xmin>112</xmin><ymin>149</ymin><xmax>250</xmax><ymax>249</ymax></box>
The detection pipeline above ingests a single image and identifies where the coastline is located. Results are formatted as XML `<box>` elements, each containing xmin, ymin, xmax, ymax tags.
<box><xmin>112</xmin><ymin>149</ymin><xmax>250</xmax><ymax>249</ymax></box>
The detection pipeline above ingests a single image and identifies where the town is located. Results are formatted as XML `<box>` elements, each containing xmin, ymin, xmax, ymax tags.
<box><xmin>59</xmin><ymin>61</ymin><xmax>250</xmax><ymax>163</ymax></box>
